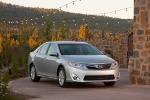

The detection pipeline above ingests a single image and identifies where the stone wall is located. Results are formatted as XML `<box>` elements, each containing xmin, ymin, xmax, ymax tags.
<box><xmin>91</xmin><ymin>33</ymin><xmax>128</xmax><ymax>68</ymax></box>
<box><xmin>128</xmin><ymin>0</ymin><xmax>150</xmax><ymax>85</ymax></box>
<box><xmin>76</xmin><ymin>30</ymin><xmax>131</xmax><ymax>68</ymax></box>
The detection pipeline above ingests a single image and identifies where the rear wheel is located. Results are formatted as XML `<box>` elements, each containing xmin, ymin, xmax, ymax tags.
<box><xmin>58</xmin><ymin>67</ymin><xmax>67</xmax><ymax>87</ymax></box>
<box><xmin>104</xmin><ymin>81</ymin><xmax>116</xmax><ymax>86</ymax></box>
<box><xmin>30</xmin><ymin>65</ymin><xmax>40</xmax><ymax>82</ymax></box>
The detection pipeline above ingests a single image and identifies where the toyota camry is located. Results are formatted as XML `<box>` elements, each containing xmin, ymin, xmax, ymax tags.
<box><xmin>28</xmin><ymin>41</ymin><xmax>120</xmax><ymax>87</ymax></box>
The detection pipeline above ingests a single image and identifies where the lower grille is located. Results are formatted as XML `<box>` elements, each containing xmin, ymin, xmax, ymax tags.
<box><xmin>84</xmin><ymin>75</ymin><xmax>114</xmax><ymax>80</ymax></box>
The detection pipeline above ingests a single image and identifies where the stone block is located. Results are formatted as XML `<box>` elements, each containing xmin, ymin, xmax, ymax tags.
<box><xmin>137</xmin><ymin>41</ymin><xmax>144</xmax><ymax>45</ymax></box>
<box><xmin>133</xmin><ymin>44</ymin><xmax>136</xmax><ymax>50</ymax></box>
<box><xmin>135</xmin><ymin>59</ymin><xmax>141</xmax><ymax>69</ymax></box>
<box><xmin>149</xmin><ymin>65</ymin><xmax>150</xmax><ymax>71</ymax></box>
<box><xmin>138</xmin><ymin>36</ymin><xmax>145</xmax><ymax>41</ymax></box>
<box><xmin>139</xmin><ymin>58</ymin><xmax>145</xmax><ymax>63</ymax></box>
<box><xmin>144</xmin><ymin>72</ymin><xmax>150</xmax><ymax>77</ymax></box>
<box><xmin>133</xmin><ymin>36</ymin><xmax>137</xmax><ymax>43</ymax></box>
<box><xmin>146</xmin><ymin>36</ymin><xmax>150</xmax><ymax>41</ymax></box>
<box><xmin>147</xmin><ymin>57</ymin><xmax>150</xmax><ymax>63</ymax></box>
<box><xmin>136</xmin><ymin>44</ymin><xmax>143</xmax><ymax>50</ymax></box>
<box><xmin>131</xmin><ymin>76</ymin><xmax>136</xmax><ymax>84</ymax></box>
<box><xmin>133</xmin><ymin>23</ymin><xmax>139</xmax><ymax>28</ymax></box>
<box><xmin>132</xmin><ymin>69</ymin><xmax>140</xmax><ymax>75</ymax></box>
<box><xmin>134</xmin><ymin>16</ymin><xmax>136</xmax><ymax>22</ymax></box>
<box><xmin>141</xmin><ymin>7</ymin><xmax>146</xmax><ymax>10</ymax></box>
<box><xmin>137</xmin><ymin>30</ymin><xmax>144</xmax><ymax>35</ymax></box>
<box><xmin>135</xmin><ymin>0</ymin><xmax>146</xmax><ymax>6</ymax></box>
<box><xmin>145</xmin><ymin>42</ymin><xmax>150</xmax><ymax>48</ymax></box>
<box><xmin>145</xmin><ymin>29</ymin><xmax>150</xmax><ymax>35</ymax></box>
<box><xmin>147</xmin><ymin>1</ymin><xmax>150</xmax><ymax>10</ymax></box>
<box><xmin>137</xmin><ymin>77</ymin><xmax>147</xmax><ymax>85</ymax></box>
<box><xmin>140</xmin><ymin>11</ymin><xmax>148</xmax><ymax>28</ymax></box>
<box><xmin>133</xmin><ymin>51</ymin><xmax>139</xmax><ymax>58</ymax></box>
<box><xmin>142</xmin><ymin>65</ymin><xmax>147</xmax><ymax>71</ymax></box>
<box><xmin>141</xmin><ymin>50</ymin><xmax>149</xmax><ymax>57</ymax></box>
<box><xmin>134</xmin><ymin>7</ymin><xmax>140</xmax><ymax>14</ymax></box>
<box><xmin>148</xmin><ymin>79</ymin><xmax>150</xmax><ymax>85</ymax></box>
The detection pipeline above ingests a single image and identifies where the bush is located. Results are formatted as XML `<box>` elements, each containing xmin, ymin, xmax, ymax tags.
<box><xmin>10</xmin><ymin>44</ymin><xmax>29</xmax><ymax>78</ymax></box>
<box><xmin>0</xmin><ymin>73</ymin><xmax>26</xmax><ymax>100</ymax></box>
<box><xmin>0</xmin><ymin>95</ymin><xmax>26</xmax><ymax>100</ymax></box>
<box><xmin>0</xmin><ymin>72</ymin><xmax>10</xmax><ymax>99</ymax></box>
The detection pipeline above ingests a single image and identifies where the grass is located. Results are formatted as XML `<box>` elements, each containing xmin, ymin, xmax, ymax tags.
<box><xmin>0</xmin><ymin>94</ymin><xmax>26</xmax><ymax>100</ymax></box>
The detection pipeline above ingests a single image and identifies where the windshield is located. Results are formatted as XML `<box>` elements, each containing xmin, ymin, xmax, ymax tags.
<box><xmin>58</xmin><ymin>44</ymin><xmax>103</xmax><ymax>55</ymax></box>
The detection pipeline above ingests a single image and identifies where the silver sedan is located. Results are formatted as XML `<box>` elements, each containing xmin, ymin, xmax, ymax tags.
<box><xmin>28</xmin><ymin>41</ymin><xmax>120</xmax><ymax>87</ymax></box>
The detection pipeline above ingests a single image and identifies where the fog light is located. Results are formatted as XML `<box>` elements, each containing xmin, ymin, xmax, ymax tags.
<box><xmin>72</xmin><ymin>74</ymin><xmax>80</xmax><ymax>81</ymax></box>
<box><xmin>117</xmin><ymin>72</ymin><xmax>120</xmax><ymax>79</ymax></box>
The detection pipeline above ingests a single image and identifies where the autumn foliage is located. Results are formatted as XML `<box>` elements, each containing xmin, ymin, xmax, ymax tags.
<box><xmin>0</xmin><ymin>21</ymin><xmax>123</xmax><ymax>78</ymax></box>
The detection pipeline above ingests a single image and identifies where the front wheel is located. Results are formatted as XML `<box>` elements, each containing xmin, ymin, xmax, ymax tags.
<box><xmin>103</xmin><ymin>81</ymin><xmax>116</xmax><ymax>86</ymax></box>
<box><xmin>30</xmin><ymin>65</ymin><xmax>40</xmax><ymax>82</ymax></box>
<box><xmin>58</xmin><ymin>67</ymin><xmax>67</xmax><ymax>87</ymax></box>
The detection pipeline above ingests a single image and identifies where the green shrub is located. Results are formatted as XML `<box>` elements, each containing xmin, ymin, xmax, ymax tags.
<box><xmin>0</xmin><ymin>72</ymin><xmax>10</xmax><ymax>99</ymax></box>
<box><xmin>1</xmin><ymin>95</ymin><xmax>26</xmax><ymax>100</ymax></box>
<box><xmin>0</xmin><ymin>73</ymin><xmax>26</xmax><ymax>100</ymax></box>
<box><xmin>10</xmin><ymin>44</ymin><xmax>29</xmax><ymax>78</ymax></box>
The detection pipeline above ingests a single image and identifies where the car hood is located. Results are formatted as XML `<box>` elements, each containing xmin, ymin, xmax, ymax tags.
<box><xmin>61</xmin><ymin>55</ymin><xmax>115</xmax><ymax>64</ymax></box>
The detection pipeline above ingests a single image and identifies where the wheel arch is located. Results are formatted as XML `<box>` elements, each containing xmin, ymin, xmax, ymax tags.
<box><xmin>29</xmin><ymin>62</ymin><xmax>34</xmax><ymax>72</ymax></box>
<box><xmin>57</xmin><ymin>65</ymin><xmax>65</xmax><ymax>76</ymax></box>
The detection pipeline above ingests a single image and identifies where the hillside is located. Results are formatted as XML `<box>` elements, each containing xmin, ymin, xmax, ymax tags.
<box><xmin>0</xmin><ymin>2</ymin><xmax>133</xmax><ymax>33</ymax></box>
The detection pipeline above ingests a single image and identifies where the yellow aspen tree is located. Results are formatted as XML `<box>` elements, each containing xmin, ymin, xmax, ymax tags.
<box><xmin>57</xmin><ymin>27</ymin><xmax>66</xmax><ymax>41</ymax></box>
<box><xmin>79</xmin><ymin>25</ymin><xmax>85</xmax><ymax>39</ymax></box>
<box><xmin>84</xmin><ymin>24</ymin><xmax>91</xmax><ymax>40</ymax></box>
<box><xmin>28</xmin><ymin>29</ymin><xmax>39</xmax><ymax>49</ymax></box>
<box><xmin>10</xmin><ymin>39</ymin><xmax>16</xmax><ymax>47</ymax></box>
<box><xmin>79</xmin><ymin>24</ymin><xmax>91</xmax><ymax>40</ymax></box>
<box><xmin>15</xmin><ymin>40</ymin><xmax>19</xmax><ymax>45</ymax></box>
<box><xmin>57</xmin><ymin>27</ymin><xmax>63</xmax><ymax>41</ymax></box>
<box><xmin>51</xmin><ymin>28</ymin><xmax>57</xmax><ymax>41</ymax></box>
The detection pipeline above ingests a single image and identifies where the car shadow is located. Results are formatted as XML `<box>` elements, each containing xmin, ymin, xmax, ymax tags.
<box><xmin>39</xmin><ymin>79</ymin><xmax>117</xmax><ymax>89</ymax></box>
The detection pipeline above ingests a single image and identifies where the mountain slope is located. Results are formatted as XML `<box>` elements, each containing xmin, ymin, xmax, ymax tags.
<box><xmin>0</xmin><ymin>2</ymin><xmax>133</xmax><ymax>33</ymax></box>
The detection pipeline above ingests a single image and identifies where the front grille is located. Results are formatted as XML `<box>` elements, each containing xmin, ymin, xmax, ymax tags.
<box><xmin>84</xmin><ymin>75</ymin><xmax>114</xmax><ymax>80</ymax></box>
<box><xmin>86</xmin><ymin>64</ymin><xmax>111</xmax><ymax>70</ymax></box>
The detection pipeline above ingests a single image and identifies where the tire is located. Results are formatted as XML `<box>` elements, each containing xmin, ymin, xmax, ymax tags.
<box><xmin>30</xmin><ymin>65</ymin><xmax>40</xmax><ymax>82</ymax></box>
<box><xmin>58</xmin><ymin>67</ymin><xmax>67</xmax><ymax>87</ymax></box>
<box><xmin>104</xmin><ymin>81</ymin><xmax>116</xmax><ymax>86</ymax></box>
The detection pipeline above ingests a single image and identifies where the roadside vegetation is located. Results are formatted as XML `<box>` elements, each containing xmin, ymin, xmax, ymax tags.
<box><xmin>0</xmin><ymin>72</ymin><xmax>26</xmax><ymax>100</ymax></box>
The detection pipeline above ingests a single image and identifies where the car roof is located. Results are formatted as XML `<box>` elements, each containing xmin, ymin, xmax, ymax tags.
<box><xmin>45</xmin><ymin>41</ymin><xmax>88</xmax><ymax>44</ymax></box>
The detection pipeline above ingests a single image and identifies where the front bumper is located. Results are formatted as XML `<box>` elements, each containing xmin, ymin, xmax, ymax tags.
<box><xmin>67</xmin><ymin>67</ymin><xmax>120</xmax><ymax>82</ymax></box>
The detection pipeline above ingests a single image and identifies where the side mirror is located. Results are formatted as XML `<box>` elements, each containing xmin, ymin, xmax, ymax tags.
<box><xmin>101</xmin><ymin>51</ymin><xmax>105</xmax><ymax>55</ymax></box>
<box><xmin>49</xmin><ymin>52</ymin><xmax>59</xmax><ymax>57</ymax></box>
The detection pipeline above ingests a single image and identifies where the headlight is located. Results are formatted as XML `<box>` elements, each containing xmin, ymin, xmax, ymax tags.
<box><xmin>111</xmin><ymin>61</ymin><xmax>118</xmax><ymax>69</ymax></box>
<box><xmin>68</xmin><ymin>61</ymin><xmax>86</xmax><ymax>69</ymax></box>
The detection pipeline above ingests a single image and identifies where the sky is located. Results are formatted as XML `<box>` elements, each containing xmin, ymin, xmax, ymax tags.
<box><xmin>0</xmin><ymin>0</ymin><xmax>134</xmax><ymax>19</ymax></box>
